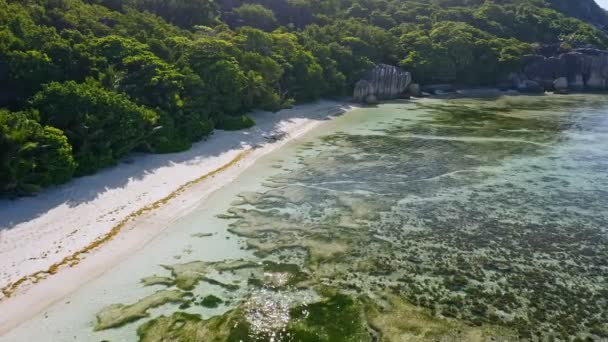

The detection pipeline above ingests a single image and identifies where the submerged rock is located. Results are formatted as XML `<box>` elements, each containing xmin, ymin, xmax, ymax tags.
<box><xmin>161</xmin><ymin>261</ymin><xmax>212</xmax><ymax>290</ymax></box>
<box><xmin>160</xmin><ymin>259</ymin><xmax>259</xmax><ymax>291</ymax></box>
<box><xmin>353</xmin><ymin>64</ymin><xmax>412</xmax><ymax>104</ymax></box>
<box><xmin>95</xmin><ymin>290</ymin><xmax>188</xmax><ymax>330</ymax></box>
<box><xmin>141</xmin><ymin>276</ymin><xmax>175</xmax><ymax>287</ymax></box>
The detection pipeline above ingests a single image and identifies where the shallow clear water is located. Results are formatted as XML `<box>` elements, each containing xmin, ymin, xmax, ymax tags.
<box><xmin>3</xmin><ymin>95</ymin><xmax>608</xmax><ymax>341</ymax></box>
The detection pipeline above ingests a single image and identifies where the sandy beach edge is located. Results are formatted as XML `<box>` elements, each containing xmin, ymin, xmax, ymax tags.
<box><xmin>0</xmin><ymin>100</ymin><xmax>357</xmax><ymax>335</ymax></box>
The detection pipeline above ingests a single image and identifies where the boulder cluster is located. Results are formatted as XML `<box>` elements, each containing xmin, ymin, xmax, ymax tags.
<box><xmin>510</xmin><ymin>49</ymin><xmax>608</xmax><ymax>93</ymax></box>
<box><xmin>354</xmin><ymin>49</ymin><xmax>608</xmax><ymax>101</ymax></box>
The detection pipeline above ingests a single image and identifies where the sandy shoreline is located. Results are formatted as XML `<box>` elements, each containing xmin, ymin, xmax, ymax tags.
<box><xmin>0</xmin><ymin>100</ymin><xmax>355</xmax><ymax>335</ymax></box>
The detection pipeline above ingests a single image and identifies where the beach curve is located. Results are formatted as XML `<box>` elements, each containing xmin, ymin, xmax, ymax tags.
<box><xmin>0</xmin><ymin>100</ymin><xmax>355</xmax><ymax>335</ymax></box>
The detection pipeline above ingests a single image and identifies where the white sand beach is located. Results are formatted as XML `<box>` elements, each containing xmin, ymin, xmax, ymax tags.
<box><xmin>0</xmin><ymin>100</ymin><xmax>355</xmax><ymax>334</ymax></box>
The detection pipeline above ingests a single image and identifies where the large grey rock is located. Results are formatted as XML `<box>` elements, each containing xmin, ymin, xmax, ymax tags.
<box><xmin>517</xmin><ymin>49</ymin><xmax>608</xmax><ymax>92</ymax></box>
<box><xmin>553</xmin><ymin>77</ymin><xmax>568</xmax><ymax>93</ymax></box>
<box><xmin>353</xmin><ymin>80</ymin><xmax>374</xmax><ymax>103</ymax></box>
<box><xmin>507</xmin><ymin>73</ymin><xmax>544</xmax><ymax>93</ymax></box>
<box><xmin>408</xmin><ymin>83</ymin><xmax>421</xmax><ymax>97</ymax></box>
<box><xmin>353</xmin><ymin>64</ymin><xmax>411</xmax><ymax>103</ymax></box>
<box><xmin>560</xmin><ymin>52</ymin><xmax>585</xmax><ymax>90</ymax></box>
<box><xmin>365</xmin><ymin>94</ymin><xmax>379</xmax><ymax>104</ymax></box>
<box><xmin>522</xmin><ymin>55</ymin><xmax>559</xmax><ymax>89</ymax></box>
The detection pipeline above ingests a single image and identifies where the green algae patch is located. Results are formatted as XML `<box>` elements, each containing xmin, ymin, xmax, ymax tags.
<box><xmin>214</xmin><ymin>260</ymin><xmax>260</xmax><ymax>272</ymax></box>
<box><xmin>302</xmin><ymin>239</ymin><xmax>349</xmax><ymax>264</ymax></box>
<box><xmin>286</xmin><ymin>293</ymin><xmax>371</xmax><ymax>342</ymax></box>
<box><xmin>200</xmin><ymin>295</ymin><xmax>223</xmax><ymax>308</ymax></box>
<box><xmin>137</xmin><ymin>312</ymin><xmax>203</xmax><ymax>342</ymax></box>
<box><xmin>137</xmin><ymin>293</ymin><xmax>371</xmax><ymax>342</ymax></box>
<box><xmin>95</xmin><ymin>290</ymin><xmax>189</xmax><ymax>330</ymax></box>
<box><xmin>160</xmin><ymin>259</ymin><xmax>259</xmax><ymax>291</ymax></box>
<box><xmin>261</xmin><ymin>261</ymin><xmax>310</xmax><ymax>288</ymax></box>
<box><xmin>363</xmin><ymin>294</ymin><xmax>516</xmax><ymax>341</ymax></box>
<box><xmin>137</xmin><ymin>309</ymin><xmax>252</xmax><ymax>342</ymax></box>
<box><xmin>201</xmin><ymin>277</ymin><xmax>240</xmax><ymax>291</ymax></box>
<box><xmin>161</xmin><ymin>261</ymin><xmax>211</xmax><ymax>290</ymax></box>
<box><xmin>133</xmin><ymin>291</ymin><xmax>513</xmax><ymax>342</ymax></box>
<box><xmin>247</xmin><ymin>237</ymin><xmax>349</xmax><ymax>265</ymax></box>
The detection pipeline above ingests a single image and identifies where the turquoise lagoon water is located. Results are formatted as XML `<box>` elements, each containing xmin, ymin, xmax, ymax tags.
<box><xmin>3</xmin><ymin>95</ymin><xmax>608</xmax><ymax>341</ymax></box>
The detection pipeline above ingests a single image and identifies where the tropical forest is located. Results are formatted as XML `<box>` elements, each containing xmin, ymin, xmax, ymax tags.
<box><xmin>1</xmin><ymin>0</ymin><xmax>607</xmax><ymax>195</ymax></box>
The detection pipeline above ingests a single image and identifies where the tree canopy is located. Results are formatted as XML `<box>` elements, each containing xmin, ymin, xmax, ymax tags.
<box><xmin>1</xmin><ymin>0</ymin><xmax>607</xmax><ymax>195</ymax></box>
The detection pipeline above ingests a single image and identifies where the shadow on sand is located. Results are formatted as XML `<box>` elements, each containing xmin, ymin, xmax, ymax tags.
<box><xmin>0</xmin><ymin>100</ymin><xmax>348</xmax><ymax>231</ymax></box>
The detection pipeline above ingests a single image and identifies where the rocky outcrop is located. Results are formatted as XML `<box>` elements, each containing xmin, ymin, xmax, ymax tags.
<box><xmin>353</xmin><ymin>64</ymin><xmax>411</xmax><ymax>103</ymax></box>
<box><xmin>511</xmin><ymin>49</ymin><xmax>608</xmax><ymax>92</ymax></box>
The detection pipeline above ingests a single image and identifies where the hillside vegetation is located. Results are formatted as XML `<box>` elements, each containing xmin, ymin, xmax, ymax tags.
<box><xmin>1</xmin><ymin>0</ymin><xmax>607</xmax><ymax>195</ymax></box>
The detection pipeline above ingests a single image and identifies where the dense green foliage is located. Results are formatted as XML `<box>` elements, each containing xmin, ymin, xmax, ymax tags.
<box><xmin>233</xmin><ymin>3</ymin><xmax>278</xmax><ymax>31</ymax></box>
<box><xmin>33</xmin><ymin>80</ymin><xmax>158</xmax><ymax>175</ymax></box>
<box><xmin>1</xmin><ymin>0</ymin><xmax>607</xmax><ymax>195</ymax></box>
<box><xmin>0</xmin><ymin>110</ymin><xmax>76</xmax><ymax>194</ymax></box>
